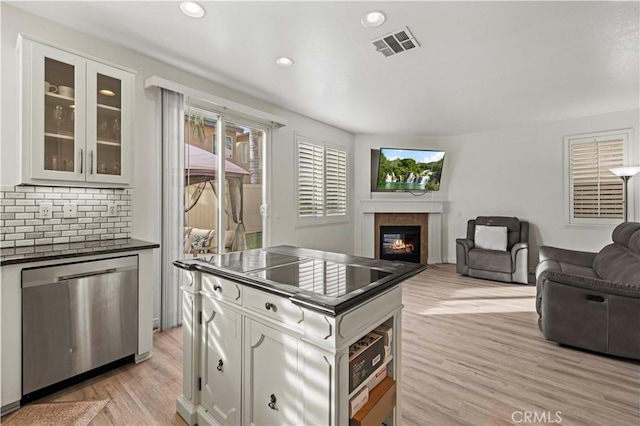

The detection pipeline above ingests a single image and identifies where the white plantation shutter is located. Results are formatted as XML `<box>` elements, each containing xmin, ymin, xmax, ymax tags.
<box><xmin>297</xmin><ymin>136</ymin><xmax>348</xmax><ymax>222</ymax></box>
<box><xmin>325</xmin><ymin>148</ymin><xmax>348</xmax><ymax>216</ymax></box>
<box><xmin>568</xmin><ymin>132</ymin><xmax>627</xmax><ymax>223</ymax></box>
<box><xmin>298</xmin><ymin>140</ymin><xmax>325</xmax><ymax>218</ymax></box>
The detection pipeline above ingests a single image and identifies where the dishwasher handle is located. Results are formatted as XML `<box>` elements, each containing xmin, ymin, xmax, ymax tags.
<box><xmin>57</xmin><ymin>268</ymin><xmax>117</xmax><ymax>282</ymax></box>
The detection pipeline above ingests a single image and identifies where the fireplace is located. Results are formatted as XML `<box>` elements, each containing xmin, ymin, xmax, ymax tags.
<box><xmin>379</xmin><ymin>225</ymin><xmax>421</xmax><ymax>263</ymax></box>
<box><xmin>374</xmin><ymin>213</ymin><xmax>429</xmax><ymax>264</ymax></box>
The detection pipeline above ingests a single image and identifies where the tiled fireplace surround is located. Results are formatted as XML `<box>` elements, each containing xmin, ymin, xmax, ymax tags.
<box><xmin>361</xmin><ymin>199</ymin><xmax>444</xmax><ymax>264</ymax></box>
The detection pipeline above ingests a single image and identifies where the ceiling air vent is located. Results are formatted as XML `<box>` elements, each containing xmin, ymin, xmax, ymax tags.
<box><xmin>372</xmin><ymin>27</ymin><xmax>420</xmax><ymax>58</ymax></box>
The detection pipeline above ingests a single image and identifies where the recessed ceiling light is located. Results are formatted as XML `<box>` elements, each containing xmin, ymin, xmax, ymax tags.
<box><xmin>361</xmin><ymin>10</ymin><xmax>386</xmax><ymax>28</ymax></box>
<box><xmin>180</xmin><ymin>1</ymin><xmax>205</xmax><ymax>18</ymax></box>
<box><xmin>275</xmin><ymin>57</ymin><xmax>294</xmax><ymax>67</ymax></box>
<box><xmin>99</xmin><ymin>89</ymin><xmax>116</xmax><ymax>97</ymax></box>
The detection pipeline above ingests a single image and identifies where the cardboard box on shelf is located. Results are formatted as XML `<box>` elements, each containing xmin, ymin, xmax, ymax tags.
<box><xmin>365</xmin><ymin>365</ymin><xmax>388</xmax><ymax>393</ymax></box>
<box><xmin>350</xmin><ymin>377</ymin><xmax>397</xmax><ymax>426</ymax></box>
<box><xmin>349</xmin><ymin>387</ymin><xmax>369</xmax><ymax>418</ymax></box>
<box><xmin>383</xmin><ymin>344</ymin><xmax>391</xmax><ymax>359</ymax></box>
<box><xmin>349</xmin><ymin>333</ymin><xmax>385</xmax><ymax>392</ymax></box>
<box><xmin>373</xmin><ymin>325</ymin><xmax>392</xmax><ymax>346</ymax></box>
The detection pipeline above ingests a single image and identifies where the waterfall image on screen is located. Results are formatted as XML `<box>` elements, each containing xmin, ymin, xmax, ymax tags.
<box><xmin>376</xmin><ymin>148</ymin><xmax>445</xmax><ymax>191</ymax></box>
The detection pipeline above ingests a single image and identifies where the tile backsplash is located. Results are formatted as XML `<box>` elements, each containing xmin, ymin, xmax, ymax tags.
<box><xmin>0</xmin><ymin>185</ymin><xmax>131</xmax><ymax>249</ymax></box>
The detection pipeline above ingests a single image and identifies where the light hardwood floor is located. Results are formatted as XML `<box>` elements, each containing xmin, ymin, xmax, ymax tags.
<box><xmin>5</xmin><ymin>264</ymin><xmax>639</xmax><ymax>425</ymax></box>
<box><xmin>401</xmin><ymin>264</ymin><xmax>639</xmax><ymax>426</ymax></box>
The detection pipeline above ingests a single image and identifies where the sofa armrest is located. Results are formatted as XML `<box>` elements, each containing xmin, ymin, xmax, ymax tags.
<box><xmin>539</xmin><ymin>246</ymin><xmax>597</xmax><ymax>268</ymax></box>
<box><xmin>510</xmin><ymin>242</ymin><xmax>528</xmax><ymax>260</ymax></box>
<box><xmin>455</xmin><ymin>238</ymin><xmax>474</xmax><ymax>275</ymax></box>
<box><xmin>456</xmin><ymin>238</ymin><xmax>474</xmax><ymax>252</ymax></box>
<box><xmin>540</xmin><ymin>271</ymin><xmax>640</xmax><ymax>299</ymax></box>
<box><xmin>510</xmin><ymin>242</ymin><xmax>529</xmax><ymax>283</ymax></box>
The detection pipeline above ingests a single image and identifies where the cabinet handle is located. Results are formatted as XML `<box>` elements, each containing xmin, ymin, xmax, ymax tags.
<box><xmin>90</xmin><ymin>150</ymin><xmax>94</xmax><ymax>174</ymax></box>
<box><xmin>213</xmin><ymin>284</ymin><xmax>221</xmax><ymax>292</ymax></box>
<box><xmin>217</xmin><ymin>359</ymin><xmax>223</xmax><ymax>372</ymax></box>
<box><xmin>80</xmin><ymin>149</ymin><xmax>83</xmax><ymax>174</ymax></box>
<box><xmin>268</xmin><ymin>394</ymin><xmax>278</xmax><ymax>410</ymax></box>
<box><xmin>265</xmin><ymin>302</ymin><xmax>273</xmax><ymax>311</ymax></box>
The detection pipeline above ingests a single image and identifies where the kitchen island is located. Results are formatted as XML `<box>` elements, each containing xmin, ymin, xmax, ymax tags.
<box><xmin>174</xmin><ymin>245</ymin><xmax>425</xmax><ymax>426</ymax></box>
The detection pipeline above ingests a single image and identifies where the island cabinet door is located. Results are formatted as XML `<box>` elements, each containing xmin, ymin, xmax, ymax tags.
<box><xmin>201</xmin><ymin>297</ymin><xmax>242</xmax><ymax>425</ymax></box>
<box><xmin>244</xmin><ymin>319</ymin><xmax>302</xmax><ymax>426</ymax></box>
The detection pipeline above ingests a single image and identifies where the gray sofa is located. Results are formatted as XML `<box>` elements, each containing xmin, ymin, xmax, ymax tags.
<box><xmin>456</xmin><ymin>216</ymin><xmax>529</xmax><ymax>284</ymax></box>
<box><xmin>535</xmin><ymin>222</ymin><xmax>640</xmax><ymax>360</ymax></box>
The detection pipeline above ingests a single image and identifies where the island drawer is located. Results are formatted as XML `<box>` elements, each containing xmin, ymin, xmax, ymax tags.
<box><xmin>202</xmin><ymin>275</ymin><xmax>243</xmax><ymax>305</ymax></box>
<box><xmin>244</xmin><ymin>287</ymin><xmax>304</xmax><ymax>327</ymax></box>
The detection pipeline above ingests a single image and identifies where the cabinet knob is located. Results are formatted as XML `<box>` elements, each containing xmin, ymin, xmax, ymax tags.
<box><xmin>268</xmin><ymin>394</ymin><xmax>278</xmax><ymax>410</ymax></box>
<box><xmin>217</xmin><ymin>359</ymin><xmax>223</xmax><ymax>372</ymax></box>
<box><xmin>265</xmin><ymin>302</ymin><xmax>273</xmax><ymax>311</ymax></box>
<box><xmin>213</xmin><ymin>284</ymin><xmax>221</xmax><ymax>292</ymax></box>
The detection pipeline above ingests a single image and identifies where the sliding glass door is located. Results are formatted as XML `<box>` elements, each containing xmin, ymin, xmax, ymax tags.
<box><xmin>183</xmin><ymin>98</ymin><xmax>268</xmax><ymax>256</ymax></box>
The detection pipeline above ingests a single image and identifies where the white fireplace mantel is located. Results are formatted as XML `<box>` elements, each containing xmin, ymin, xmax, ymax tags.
<box><xmin>360</xmin><ymin>199</ymin><xmax>444</xmax><ymax>264</ymax></box>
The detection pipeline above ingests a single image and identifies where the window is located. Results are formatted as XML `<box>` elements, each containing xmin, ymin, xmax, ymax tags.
<box><xmin>565</xmin><ymin>129</ymin><xmax>633</xmax><ymax>225</ymax></box>
<box><xmin>296</xmin><ymin>135</ymin><xmax>348</xmax><ymax>224</ymax></box>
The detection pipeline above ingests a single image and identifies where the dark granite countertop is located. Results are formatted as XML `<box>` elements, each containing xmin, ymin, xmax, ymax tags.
<box><xmin>174</xmin><ymin>245</ymin><xmax>426</xmax><ymax>316</ymax></box>
<box><xmin>0</xmin><ymin>238</ymin><xmax>159</xmax><ymax>266</ymax></box>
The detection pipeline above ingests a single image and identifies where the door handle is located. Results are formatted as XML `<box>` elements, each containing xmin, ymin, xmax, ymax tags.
<box><xmin>90</xmin><ymin>150</ymin><xmax>94</xmax><ymax>174</ymax></box>
<box><xmin>217</xmin><ymin>359</ymin><xmax>223</xmax><ymax>371</ymax></box>
<box><xmin>57</xmin><ymin>268</ymin><xmax>117</xmax><ymax>282</ymax></box>
<box><xmin>80</xmin><ymin>149</ymin><xmax>83</xmax><ymax>174</ymax></box>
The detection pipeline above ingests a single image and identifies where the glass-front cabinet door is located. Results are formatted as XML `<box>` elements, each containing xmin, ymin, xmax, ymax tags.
<box><xmin>30</xmin><ymin>42</ymin><xmax>86</xmax><ymax>181</ymax></box>
<box><xmin>21</xmin><ymin>36</ymin><xmax>133</xmax><ymax>186</ymax></box>
<box><xmin>86</xmin><ymin>62</ymin><xmax>133</xmax><ymax>184</ymax></box>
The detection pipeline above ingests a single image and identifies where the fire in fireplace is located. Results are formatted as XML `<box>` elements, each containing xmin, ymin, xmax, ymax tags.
<box><xmin>380</xmin><ymin>225</ymin><xmax>421</xmax><ymax>263</ymax></box>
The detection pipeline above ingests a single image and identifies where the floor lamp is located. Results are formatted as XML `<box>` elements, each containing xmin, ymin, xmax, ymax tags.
<box><xmin>609</xmin><ymin>166</ymin><xmax>640</xmax><ymax>222</ymax></box>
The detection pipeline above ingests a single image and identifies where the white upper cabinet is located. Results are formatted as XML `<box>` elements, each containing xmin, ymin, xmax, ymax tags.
<box><xmin>20</xmin><ymin>36</ymin><xmax>134</xmax><ymax>187</ymax></box>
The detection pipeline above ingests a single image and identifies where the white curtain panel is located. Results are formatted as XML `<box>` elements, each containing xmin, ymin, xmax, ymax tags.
<box><xmin>161</xmin><ymin>89</ymin><xmax>185</xmax><ymax>330</ymax></box>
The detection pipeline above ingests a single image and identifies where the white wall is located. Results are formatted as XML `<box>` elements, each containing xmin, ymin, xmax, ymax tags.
<box><xmin>353</xmin><ymin>109</ymin><xmax>640</xmax><ymax>269</ymax></box>
<box><xmin>444</xmin><ymin>109</ymin><xmax>639</xmax><ymax>264</ymax></box>
<box><xmin>1</xmin><ymin>4</ymin><xmax>355</xmax><ymax>322</ymax></box>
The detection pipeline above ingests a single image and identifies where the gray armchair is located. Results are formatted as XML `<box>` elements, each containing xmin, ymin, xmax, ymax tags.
<box><xmin>456</xmin><ymin>216</ymin><xmax>529</xmax><ymax>284</ymax></box>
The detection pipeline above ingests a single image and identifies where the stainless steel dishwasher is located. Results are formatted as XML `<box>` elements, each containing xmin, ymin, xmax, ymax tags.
<box><xmin>22</xmin><ymin>256</ymin><xmax>138</xmax><ymax>397</ymax></box>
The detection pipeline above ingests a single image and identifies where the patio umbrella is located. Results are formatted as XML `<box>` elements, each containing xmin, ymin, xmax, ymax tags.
<box><xmin>184</xmin><ymin>143</ymin><xmax>249</xmax><ymax>251</ymax></box>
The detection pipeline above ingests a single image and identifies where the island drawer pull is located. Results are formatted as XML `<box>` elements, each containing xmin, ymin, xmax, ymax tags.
<box><xmin>265</xmin><ymin>302</ymin><xmax>273</xmax><ymax>311</ymax></box>
<box><xmin>217</xmin><ymin>359</ymin><xmax>223</xmax><ymax>371</ymax></box>
<box><xmin>268</xmin><ymin>394</ymin><xmax>278</xmax><ymax>410</ymax></box>
<box><xmin>213</xmin><ymin>284</ymin><xmax>221</xmax><ymax>292</ymax></box>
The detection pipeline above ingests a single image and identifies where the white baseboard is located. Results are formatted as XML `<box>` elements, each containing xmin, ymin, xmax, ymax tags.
<box><xmin>1</xmin><ymin>401</ymin><xmax>20</xmax><ymax>417</ymax></box>
<box><xmin>135</xmin><ymin>351</ymin><xmax>152</xmax><ymax>363</ymax></box>
<box><xmin>176</xmin><ymin>395</ymin><xmax>198</xmax><ymax>426</ymax></box>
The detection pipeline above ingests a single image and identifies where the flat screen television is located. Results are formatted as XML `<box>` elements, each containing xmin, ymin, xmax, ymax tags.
<box><xmin>375</xmin><ymin>148</ymin><xmax>445</xmax><ymax>191</ymax></box>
